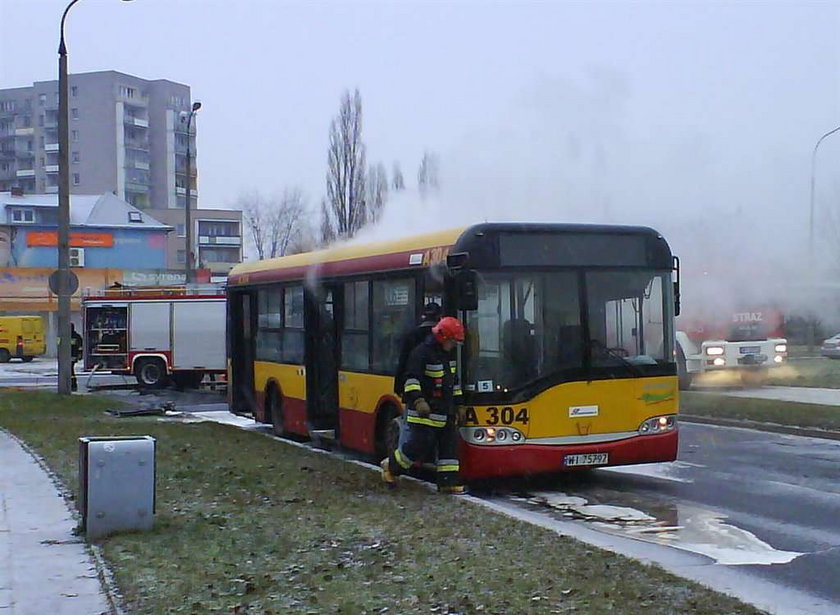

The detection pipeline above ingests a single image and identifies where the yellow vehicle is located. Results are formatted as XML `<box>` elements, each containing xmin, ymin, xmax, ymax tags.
<box><xmin>227</xmin><ymin>223</ymin><xmax>681</xmax><ymax>480</ymax></box>
<box><xmin>0</xmin><ymin>315</ymin><xmax>46</xmax><ymax>363</ymax></box>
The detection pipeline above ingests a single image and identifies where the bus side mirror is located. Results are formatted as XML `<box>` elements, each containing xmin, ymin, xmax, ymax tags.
<box><xmin>457</xmin><ymin>270</ymin><xmax>478</xmax><ymax>311</ymax></box>
<box><xmin>673</xmin><ymin>256</ymin><xmax>681</xmax><ymax>317</ymax></box>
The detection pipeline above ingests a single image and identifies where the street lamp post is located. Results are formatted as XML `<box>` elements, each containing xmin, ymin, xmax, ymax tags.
<box><xmin>57</xmin><ymin>0</ymin><xmax>133</xmax><ymax>394</ymax></box>
<box><xmin>806</xmin><ymin>125</ymin><xmax>840</xmax><ymax>349</ymax></box>
<box><xmin>183</xmin><ymin>101</ymin><xmax>201</xmax><ymax>284</ymax></box>
<box><xmin>809</xmin><ymin>125</ymin><xmax>840</xmax><ymax>261</ymax></box>
<box><xmin>56</xmin><ymin>0</ymin><xmax>82</xmax><ymax>394</ymax></box>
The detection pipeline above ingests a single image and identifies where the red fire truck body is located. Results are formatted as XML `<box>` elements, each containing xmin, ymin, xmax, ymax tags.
<box><xmin>82</xmin><ymin>286</ymin><xmax>226</xmax><ymax>389</ymax></box>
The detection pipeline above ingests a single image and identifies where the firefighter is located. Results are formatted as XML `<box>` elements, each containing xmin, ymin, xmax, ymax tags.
<box><xmin>393</xmin><ymin>302</ymin><xmax>442</xmax><ymax>396</ymax></box>
<box><xmin>70</xmin><ymin>323</ymin><xmax>83</xmax><ymax>392</ymax></box>
<box><xmin>381</xmin><ymin>315</ymin><xmax>466</xmax><ymax>494</ymax></box>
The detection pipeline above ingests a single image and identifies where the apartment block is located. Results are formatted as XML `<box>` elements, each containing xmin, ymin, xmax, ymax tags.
<box><xmin>146</xmin><ymin>207</ymin><xmax>243</xmax><ymax>279</ymax></box>
<box><xmin>0</xmin><ymin>71</ymin><xmax>196</xmax><ymax>211</ymax></box>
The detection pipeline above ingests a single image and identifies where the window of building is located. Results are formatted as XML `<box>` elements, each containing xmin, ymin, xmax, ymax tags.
<box><xmin>0</xmin><ymin>162</ymin><xmax>9</xmax><ymax>172</ymax></box>
<box><xmin>0</xmin><ymin>101</ymin><xmax>15</xmax><ymax>112</ymax></box>
<box><xmin>27</xmin><ymin>140</ymin><xmax>32</xmax><ymax>151</ymax></box>
<box><xmin>39</xmin><ymin>157</ymin><xmax>45</xmax><ymax>168</ymax></box>
<box><xmin>72</xmin><ymin>173</ymin><xmax>80</xmax><ymax>185</ymax></box>
<box><xmin>119</xmin><ymin>86</ymin><xmax>136</xmax><ymax>99</ymax></box>
<box><xmin>22</xmin><ymin>116</ymin><xmax>31</xmax><ymax>128</ymax></box>
<box><xmin>11</xmin><ymin>209</ymin><xmax>35</xmax><ymax>223</ymax></box>
<box><xmin>342</xmin><ymin>280</ymin><xmax>370</xmax><ymax>371</ymax></box>
<box><xmin>371</xmin><ymin>278</ymin><xmax>416</xmax><ymax>374</ymax></box>
<box><xmin>176</xmin><ymin>223</ymin><xmax>185</xmax><ymax>237</ymax></box>
<box><xmin>39</xmin><ymin>94</ymin><xmax>46</xmax><ymax>106</ymax></box>
<box><xmin>71</xmin><ymin>108</ymin><xmax>79</xmax><ymax>120</ymax></box>
<box><xmin>71</xmin><ymin>151</ymin><xmax>80</xmax><ymax>164</ymax></box>
<box><xmin>128</xmin><ymin>211</ymin><xmax>143</xmax><ymax>223</ymax></box>
<box><xmin>176</xmin><ymin>249</ymin><xmax>186</xmax><ymax>263</ymax></box>
<box><xmin>38</xmin><ymin>115</ymin><xmax>44</xmax><ymax>127</ymax></box>
<box><xmin>71</xmin><ymin>130</ymin><xmax>79</xmax><ymax>142</ymax></box>
<box><xmin>71</xmin><ymin>86</ymin><xmax>78</xmax><ymax>97</ymax></box>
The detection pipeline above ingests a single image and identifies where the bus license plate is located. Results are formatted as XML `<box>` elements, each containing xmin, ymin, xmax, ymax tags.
<box><xmin>739</xmin><ymin>346</ymin><xmax>761</xmax><ymax>354</ymax></box>
<box><xmin>565</xmin><ymin>453</ymin><xmax>608</xmax><ymax>467</ymax></box>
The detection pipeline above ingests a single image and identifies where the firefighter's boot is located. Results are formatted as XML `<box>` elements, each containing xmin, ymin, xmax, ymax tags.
<box><xmin>438</xmin><ymin>484</ymin><xmax>468</xmax><ymax>495</ymax></box>
<box><xmin>380</xmin><ymin>458</ymin><xmax>397</xmax><ymax>490</ymax></box>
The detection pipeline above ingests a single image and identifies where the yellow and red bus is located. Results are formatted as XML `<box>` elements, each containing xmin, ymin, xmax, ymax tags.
<box><xmin>226</xmin><ymin>223</ymin><xmax>680</xmax><ymax>480</ymax></box>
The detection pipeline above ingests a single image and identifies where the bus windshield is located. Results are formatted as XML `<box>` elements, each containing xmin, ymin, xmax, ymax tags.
<box><xmin>464</xmin><ymin>269</ymin><xmax>674</xmax><ymax>392</ymax></box>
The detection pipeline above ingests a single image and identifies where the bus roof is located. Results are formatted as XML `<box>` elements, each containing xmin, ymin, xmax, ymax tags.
<box><xmin>228</xmin><ymin>227</ymin><xmax>466</xmax><ymax>286</ymax></box>
<box><xmin>227</xmin><ymin>222</ymin><xmax>672</xmax><ymax>287</ymax></box>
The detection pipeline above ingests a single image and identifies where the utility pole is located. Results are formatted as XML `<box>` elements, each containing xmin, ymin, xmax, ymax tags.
<box><xmin>183</xmin><ymin>101</ymin><xmax>201</xmax><ymax>284</ymax></box>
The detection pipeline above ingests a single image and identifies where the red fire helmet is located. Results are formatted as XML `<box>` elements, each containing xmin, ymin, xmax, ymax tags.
<box><xmin>432</xmin><ymin>316</ymin><xmax>465</xmax><ymax>343</ymax></box>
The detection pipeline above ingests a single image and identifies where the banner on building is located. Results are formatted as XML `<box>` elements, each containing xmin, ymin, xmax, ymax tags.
<box><xmin>26</xmin><ymin>232</ymin><xmax>115</xmax><ymax>248</ymax></box>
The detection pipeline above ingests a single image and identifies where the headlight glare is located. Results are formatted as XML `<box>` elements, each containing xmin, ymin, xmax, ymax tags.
<box><xmin>705</xmin><ymin>346</ymin><xmax>724</xmax><ymax>356</ymax></box>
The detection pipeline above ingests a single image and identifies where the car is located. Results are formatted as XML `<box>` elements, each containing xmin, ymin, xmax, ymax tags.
<box><xmin>821</xmin><ymin>333</ymin><xmax>840</xmax><ymax>359</ymax></box>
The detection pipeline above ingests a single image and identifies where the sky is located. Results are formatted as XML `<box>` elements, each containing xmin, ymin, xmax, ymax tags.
<box><xmin>1</xmin><ymin>0</ymin><xmax>839</xmax><ymax>317</ymax></box>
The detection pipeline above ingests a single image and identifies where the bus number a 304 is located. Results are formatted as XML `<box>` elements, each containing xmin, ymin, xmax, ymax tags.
<box><xmin>462</xmin><ymin>406</ymin><xmax>529</xmax><ymax>426</ymax></box>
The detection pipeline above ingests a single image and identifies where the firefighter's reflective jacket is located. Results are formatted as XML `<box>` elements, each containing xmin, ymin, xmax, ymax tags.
<box><xmin>402</xmin><ymin>337</ymin><xmax>462</xmax><ymax>428</ymax></box>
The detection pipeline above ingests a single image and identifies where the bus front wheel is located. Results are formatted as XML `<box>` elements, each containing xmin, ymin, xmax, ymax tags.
<box><xmin>135</xmin><ymin>358</ymin><xmax>168</xmax><ymax>389</ymax></box>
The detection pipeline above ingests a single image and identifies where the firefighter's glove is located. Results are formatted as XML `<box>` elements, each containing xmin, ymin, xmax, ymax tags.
<box><xmin>414</xmin><ymin>399</ymin><xmax>431</xmax><ymax>417</ymax></box>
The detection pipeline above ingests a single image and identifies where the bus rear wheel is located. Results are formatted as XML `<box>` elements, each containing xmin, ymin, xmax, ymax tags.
<box><xmin>266</xmin><ymin>387</ymin><xmax>285</xmax><ymax>437</ymax></box>
<box><xmin>135</xmin><ymin>358</ymin><xmax>168</xmax><ymax>389</ymax></box>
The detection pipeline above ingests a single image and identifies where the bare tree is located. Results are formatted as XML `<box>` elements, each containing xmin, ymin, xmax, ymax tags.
<box><xmin>367</xmin><ymin>162</ymin><xmax>389</xmax><ymax>224</ymax></box>
<box><xmin>417</xmin><ymin>150</ymin><xmax>440</xmax><ymax>198</ymax></box>
<box><xmin>239</xmin><ymin>190</ymin><xmax>270</xmax><ymax>260</ymax></box>
<box><xmin>323</xmin><ymin>89</ymin><xmax>368</xmax><ymax>243</ymax></box>
<box><xmin>238</xmin><ymin>188</ymin><xmax>308</xmax><ymax>260</ymax></box>
<box><xmin>392</xmin><ymin>161</ymin><xmax>405</xmax><ymax>191</ymax></box>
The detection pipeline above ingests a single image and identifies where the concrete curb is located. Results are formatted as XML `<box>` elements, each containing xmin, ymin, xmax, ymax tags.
<box><xmin>680</xmin><ymin>414</ymin><xmax>840</xmax><ymax>441</ymax></box>
<box><xmin>3</xmin><ymin>430</ymin><xmax>127</xmax><ymax>615</ymax></box>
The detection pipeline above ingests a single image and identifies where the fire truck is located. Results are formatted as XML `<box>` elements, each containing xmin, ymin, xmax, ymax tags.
<box><xmin>676</xmin><ymin>307</ymin><xmax>788</xmax><ymax>389</ymax></box>
<box><xmin>82</xmin><ymin>285</ymin><xmax>226</xmax><ymax>389</ymax></box>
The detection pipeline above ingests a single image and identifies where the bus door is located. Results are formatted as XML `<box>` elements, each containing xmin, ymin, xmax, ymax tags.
<box><xmin>304</xmin><ymin>285</ymin><xmax>340</xmax><ymax>438</ymax></box>
<box><xmin>229</xmin><ymin>290</ymin><xmax>256</xmax><ymax>413</ymax></box>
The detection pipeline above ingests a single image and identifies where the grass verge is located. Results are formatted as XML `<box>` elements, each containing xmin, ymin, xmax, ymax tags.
<box><xmin>763</xmin><ymin>358</ymin><xmax>840</xmax><ymax>388</ymax></box>
<box><xmin>681</xmin><ymin>391</ymin><xmax>840</xmax><ymax>432</ymax></box>
<box><xmin>0</xmin><ymin>391</ymin><xmax>763</xmax><ymax>615</ymax></box>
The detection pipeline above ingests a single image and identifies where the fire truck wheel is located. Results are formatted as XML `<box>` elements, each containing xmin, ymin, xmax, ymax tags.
<box><xmin>0</xmin><ymin>349</ymin><xmax>10</xmax><ymax>363</ymax></box>
<box><xmin>266</xmin><ymin>386</ymin><xmax>284</xmax><ymax>437</ymax></box>
<box><xmin>135</xmin><ymin>358</ymin><xmax>168</xmax><ymax>389</ymax></box>
<box><xmin>20</xmin><ymin>356</ymin><xmax>34</xmax><ymax>363</ymax></box>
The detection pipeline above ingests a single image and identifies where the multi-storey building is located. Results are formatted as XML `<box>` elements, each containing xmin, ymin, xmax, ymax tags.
<box><xmin>0</xmin><ymin>70</ymin><xmax>196</xmax><ymax>212</ymax></box>
<box><xmin>147</xmin><ymin>207</ymin><xmax>243</xmax><ymax>280</ymax></box>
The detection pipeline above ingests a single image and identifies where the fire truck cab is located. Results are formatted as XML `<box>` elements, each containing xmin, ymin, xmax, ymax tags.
<box><xmin>676</xmin><ymin>309</ymin><xmax>788</xmax><ymax>389</ymax></box>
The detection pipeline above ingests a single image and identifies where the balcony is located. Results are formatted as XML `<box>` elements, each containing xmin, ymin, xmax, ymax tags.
<box><xmin>125</xmin><ymin>181</ymin><xmax>150</xmax><ymax>193</ymax></box>
<box><xmin>198</xmin><ymin>235</ymin><xmax>242</xmax><ymax>246</ymax></box>
<box><xmin>45</xmin><ymin>165</ymin><xmax>59</xmax><ymax>173</ymax></box>
<box><xmin>15</xmin><ymin>150</ymin><xmax>34</xmax><ymax>158</ymax></box>
<box><xmin>124</xmin><ymin>116</ymin><xmax>149</xmax><ymax>128</ymax></box>
<box><xmin>124</xmin><ymin>140</ymin><xmax>149</xmax><ymax>151</ymax></box>
<box><xmin>127</xmin><ymin>160</ymin><xmax>150</xmax><ymax>170</ymax></box>
<box><xmin>16</xmin><ymin>169</ymin><xmax>35</xmax><ymax>178</ymax></box>
<box><xmin>45</xmin><ymin>185</ymin><xmax>58</xmax><ymax>193</ymax></box>
<box><xmin>45</xmin><ymin>143</ymin><xmax>59</xmax><ymax>152</ymax></box>
<box><xmin>15</xmin><ymin>128</ymin><xmax>34</xmax><ymax>137</ymax></box>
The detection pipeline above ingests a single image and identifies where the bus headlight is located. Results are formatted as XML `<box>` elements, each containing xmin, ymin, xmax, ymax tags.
<box><xmin>774</xmin><ymin>344</ymin><xmax>787</xmax><ymax>353</ymax></box>
<box><xmin>712</xmin><ymin>357</ymin><xmax>726</xmax><ymax>366</ymax></box>
<box><xmin>638</xmin><ymin>415</ymin><xmax>677</xmax><ymax>435</ymax></box>
<box><xmin>461</xmin><ymin>426</ymin><xmax>525</xmax><ymax>445</ymax></box>
<box><xmin>774</xmin><ymin>355</ymin><xmax>784</xmax><ymax>363</ymax></box>
<box><xmin>705</xmin><ymin>346</ymin><xmax>725</xmax><ymax>356</ymax></box>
